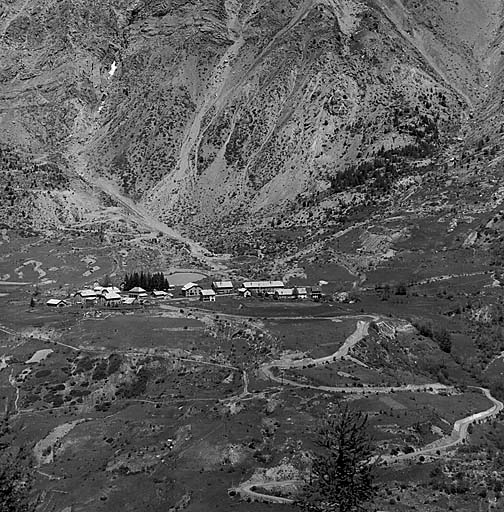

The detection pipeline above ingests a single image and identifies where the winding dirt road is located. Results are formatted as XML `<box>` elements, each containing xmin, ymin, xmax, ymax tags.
<box><xmin>383</xmin><ymin>386</ymin><xmax>503</xmax><ymax>464</ymax></box>
<box><xmin>231</xmin><ymin>480</ymin><xmax>302</xmax><ymax>505</ymax></box>
<box><xmin>259</xmin><ymin>316</ymin><xmax>453</xmax><ymax>395</ymax></box>
<box><xmin>232</xmin><ymin>318</ymin><xmax>504</xmax><ymax>504</ymax></box>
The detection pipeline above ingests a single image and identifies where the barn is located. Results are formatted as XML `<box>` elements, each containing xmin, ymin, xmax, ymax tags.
<box><xmin>243</xmin><ymin>281</ymin><xmax>284</xmax><ymax>296</ymax></box>
<box><xmin>212</xmin><ymin>281</ymin><xmax>234</xmax><ymax>295</ymax></box>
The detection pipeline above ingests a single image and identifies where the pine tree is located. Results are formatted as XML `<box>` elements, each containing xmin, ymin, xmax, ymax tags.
<box><xmin>298</xmin><ymin>405</ymin><xmax>377</xmax><ymax>512</ymax></box>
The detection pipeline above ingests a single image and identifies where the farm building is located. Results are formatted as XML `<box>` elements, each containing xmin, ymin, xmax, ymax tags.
<box><xmin>200</xmin><ymin>289</ymin><xmax>216</xmax><ymax>302</ymax></box>
<box><xmin>212</xmin><ymin>281</ymin><xmax>234</xmax><ymax>295</ymax></box>
<box><xmin>121</xmin><ymin>297</ymin><xmax>137</xmax><ymax>305</ymax></box>
<box><xmin>294</xmin><ymin>287</ymin><xmax>308</xmax><ymax>299</ymax></box>
<box><xmin>74</xmin><ymin>290</ymin><xmax>97</xmax><ymax>306</ymax></box>
<box><xmin>128</xmin><ymin>286</ymin><xmax>146</xmax><ymax>297</ymax></box>
<box><xmin>46</xmin><ymin>299</ymin><xmax>67</xmax><ymax>307</ymax></box>
<box><xmin>238</xmin><ymin>288</ymin><xmax>252</xmax><ymax>298</ymax></box>
<box><xmin>243</xmin><ymin>281</ymin><xmax>284</xmax><ymax>295</ymax></box>
<box><xmin>274</xmin><ymin>288</ymin><xmax>295</xmax><ymax>300</ymax></box>
<box><xmin>152</xmin><ymin>290</ymin><xmax>170</xmax><ymax>298</ymax></box>
<box><xmin>310</xmin><ymin>287</ymin><xmax>322</xmax><ymax>300</ymax></box>
<box><xmin>182</xmin><ymin>282</ymin><xmax>202</xmax><ymax>297</ymax></box>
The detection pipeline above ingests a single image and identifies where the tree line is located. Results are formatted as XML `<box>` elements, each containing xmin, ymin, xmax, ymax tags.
<box><xmin>412</xmin><ymin>320</ymin><xmax>452</xmax><ymax>353</ymax></box>
<box><xmin>329</xmin><ymin>141</ymin><xmax>436</xmax><ymax>194</ymax></box>
<box><xmin>123</xmin><ymin>271</ymin><xmax>170</xmax><ymax>292</ymax></box>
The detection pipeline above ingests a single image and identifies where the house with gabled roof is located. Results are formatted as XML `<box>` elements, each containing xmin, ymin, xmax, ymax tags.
<box><xmin>128</xmin><ymin>286</ymin><xmax>146</xmax><ymax>297</ymax></box>
<box><xmin>74</xmin><ymin>289</ymin><xmax>97</xmax><ymax>306</ymax></box>
<box><xmin>199</xmin><ymin>289</ymin><xmax>216</xmax><ymax>302</ymax></box>
<box><xmin>274</xmin><ymin>288</ymin><xmax>295</xmax><ymax>300</ymax></box>
<box><xmin>181</xmin><ymin>282</ymin><xmax>202</xmax><ymax>297</ymax></box>
<box><xmin>100</xmin><ymin>291</ymin><xmax>122</xmax><ymax>306</ymax></box>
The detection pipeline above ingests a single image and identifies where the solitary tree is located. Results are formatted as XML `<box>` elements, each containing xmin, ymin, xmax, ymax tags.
<box><xmin>298</xmin><ymin>404</ymin><xmax>377</xmax><ymax>512</ymax></box>
<box><xmin>99</xmin><ymin>274</ymin><xmax>112</xmax><ymax>287</ymax></box>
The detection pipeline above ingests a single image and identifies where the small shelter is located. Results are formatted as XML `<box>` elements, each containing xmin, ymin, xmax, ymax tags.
<box><xmin>199</xmin><ymin>289</ymin><xmax>216</xmax><ymax>302</ymax></box>
<box><xmin>212</xmin><ymin>281</ymin><xmax>234</xmax><ymax>295</ymax></box>
<box><xmin>46</xmin><ymin>299</ymin><xmax>67</xmax><ymax>307</ymax></box>
<box><xmin>294</xmin><ymin>287</ymin><xmax>308</xmax><ymax>300</ymax></box>
<box><xmin>182</xmin><ymin>282</ymin><xmax>202</xmax><ymax>297</ymax></box>
<box><xmin>238</xmin><ymin>288</ymin><xmax>252</xmax><ymax>298</ymax></box>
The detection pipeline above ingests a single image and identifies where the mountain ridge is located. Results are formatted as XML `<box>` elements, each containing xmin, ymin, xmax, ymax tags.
<box><xmin>1</xmin><ymin>0</ymin><xmax>504</xmax><ymax>254</ymax></box>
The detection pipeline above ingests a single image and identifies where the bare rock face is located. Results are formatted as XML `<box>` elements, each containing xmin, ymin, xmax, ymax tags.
<box><xmin>0</xmin><ymin>0</ymin><xmax>502</xmax><ymax>233</ymax></box>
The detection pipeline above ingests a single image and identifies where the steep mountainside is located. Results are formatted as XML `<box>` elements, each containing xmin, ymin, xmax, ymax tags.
<box><xmin>0</xmin><ymin>0</ymin><xmax>503</xmax><ymax>247</ymax></box>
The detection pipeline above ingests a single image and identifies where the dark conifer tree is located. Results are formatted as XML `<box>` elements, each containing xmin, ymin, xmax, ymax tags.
<box><xmin>298</xmin><ymin>404</ymin><xmax>377</xmax><ymax>512</ymax></box>
<box><xmin>124</xmin><ymin>271</ymin><xmax>169</xmax><ymax>291</ymax></box>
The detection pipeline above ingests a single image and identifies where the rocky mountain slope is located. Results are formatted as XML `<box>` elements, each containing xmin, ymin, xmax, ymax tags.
<box><xmin>0</xmin><ymin>0</ymin><xmax>503</xmax><ymax>248</ymax></box>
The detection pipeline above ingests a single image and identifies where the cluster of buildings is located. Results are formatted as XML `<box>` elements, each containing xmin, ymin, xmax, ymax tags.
<box><xmin>46</xmin><ymin>284</ymin><xmax>172</xmax><ymax>308</ymax></box>
<box><xmin>46</xmin><ymin>279</ymin><xmax>327</xmax><ymax>308</ymax></box>
<box><xmin>181</xmin><ymin>280</ymin><xmax>323</xmax><ymax>302</ymax></box>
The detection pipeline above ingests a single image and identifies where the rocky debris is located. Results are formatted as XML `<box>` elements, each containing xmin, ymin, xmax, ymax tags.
<box><xmin>168</xmin><ymin>493</ymin><xmax>192</xmax><ymax>512</ymax></box>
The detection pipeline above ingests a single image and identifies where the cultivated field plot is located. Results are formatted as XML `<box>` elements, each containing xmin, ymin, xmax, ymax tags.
<box><xmin>190</xmin><ymin>298</ymin><xmax>343</xmax><ymax>318</ymax></box>
<box><xmin>265</xmin><ymin>317</ymin><xmax>357</xmax><ymax>357</ymax></box>
<box><xmin>66</xmin><ymin>314</ymin><xmax>207</xmax><ymax>351</ymax></box>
